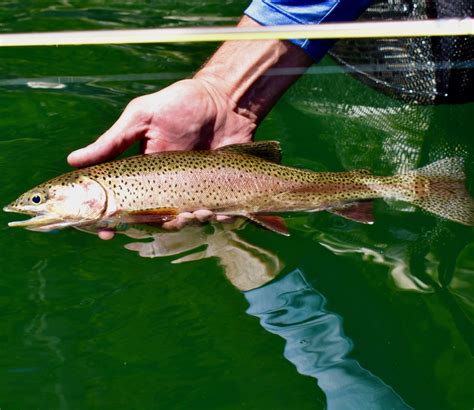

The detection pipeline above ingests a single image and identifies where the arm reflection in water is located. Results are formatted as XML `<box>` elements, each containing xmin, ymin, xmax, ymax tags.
<box><xmin>118</xmin><ymin>221</ymin><xmax>411</xmax><ymax>409</ymax></box>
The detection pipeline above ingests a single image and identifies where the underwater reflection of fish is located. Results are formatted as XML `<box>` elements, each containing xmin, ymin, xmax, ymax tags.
<box><xmin>118</xmin><ymin>222</ymin><xmax>412</xmax><ymax>409</ymax></box>
<box><xmin>3</xmin><ymin>141</ymin><xmax>473</xmax><ymax>235</ymax></box>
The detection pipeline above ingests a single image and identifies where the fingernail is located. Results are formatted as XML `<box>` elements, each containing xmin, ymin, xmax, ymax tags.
<box><xmin>67</xmin><ymin>152</ymin><xmax>78</xmax><ymax>165</ymax></box>
<box><xmin>67</xmin><ymin>148</ymin><xmax>87</xmax><ymax>165</ymax></box>
<box><xmin>98</xmin><ymin>230</ymin><xmax>115</xmax><ymax>240</ymax></box>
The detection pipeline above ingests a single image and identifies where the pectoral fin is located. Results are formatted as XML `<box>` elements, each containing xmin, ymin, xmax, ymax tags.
<box><xmin>246</xmin><ymin>214</ymin><xmax>289</xmax><ymax>236</ymax></box>
<box><xmin>328</xmin><ymin>201</ymin><xmax>374</xmax><ymax>224</ymax></box>
<box><xmin>112</xmin><ymin>208</ymin><xmax>178</xmax><ymax>224</ymax></box>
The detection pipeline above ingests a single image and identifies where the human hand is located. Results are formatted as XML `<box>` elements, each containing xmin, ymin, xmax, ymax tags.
<box><xmin>68</xmin><ymin>79</ymin><xmax>254</xmax><ymax>239</ymax></box>
<box><xmin>68</xmin><ymin>78</ymin><xmax>255</xmax><ymax>167</ymax></box>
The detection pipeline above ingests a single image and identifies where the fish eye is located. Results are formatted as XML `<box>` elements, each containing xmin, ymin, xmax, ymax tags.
<box><xmin>31</xmin><ymin>194</ymin><xmax>42</xmax><ymax>204</ymax></box>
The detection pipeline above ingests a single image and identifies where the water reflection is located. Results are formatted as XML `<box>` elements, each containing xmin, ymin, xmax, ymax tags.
<box><xmin>299</xmin><ymin>220</ymin><xmax>474</xmax><ymax>357</ymax></box>
<box><xmin>24</xmin><ymin>259</ymin><xmax>69</xmax><ymax>409</ymax></box>
<box><xmin>245</xmin><ymin>270</ymin><xmax>411</xmax><ymax>410</ymax></box>
<box><xmin>116</xmin><ymin>221</ymin><xmax>411</xmax><ymax>409</ymax></box>
<box><xmin>121</xmin><ymin>220</ymin><xmax>282</xmax><ymax>291</ymax></box>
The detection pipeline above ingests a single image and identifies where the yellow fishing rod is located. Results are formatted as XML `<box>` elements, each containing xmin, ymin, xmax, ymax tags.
<box><xmin>0</xmin><ymin>18</ymin><xmax>472</xmax><ymax>47</ymax></box>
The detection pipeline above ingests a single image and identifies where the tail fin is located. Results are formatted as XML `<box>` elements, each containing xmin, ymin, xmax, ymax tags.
<box><xmin>409</xmin><ymin>157</ymin><xmax>474</xmax><ymax>226</ymax></box>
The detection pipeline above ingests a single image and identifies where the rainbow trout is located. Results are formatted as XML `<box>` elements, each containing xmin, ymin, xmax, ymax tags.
<box><xmin>4</xmin><ymin>141</ymin><xmax>473</xmax><ymax>234</ymax></box>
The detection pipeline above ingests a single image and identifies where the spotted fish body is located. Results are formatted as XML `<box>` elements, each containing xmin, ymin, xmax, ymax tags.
<box><xmin>74</xmin><ymin>152</ymin><xmax>403</xmax><ymax>213</ymax></box>
<box><xmin>4</xmin><ymin>141</ymin><xmax>473</xmax><ymax>233</ymax></box>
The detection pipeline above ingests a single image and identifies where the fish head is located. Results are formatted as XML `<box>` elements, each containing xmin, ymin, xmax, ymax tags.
<box><xmin>3</xmin><ymin>174</ymin><xmax>107</xmax><ymax>231</ymax></box>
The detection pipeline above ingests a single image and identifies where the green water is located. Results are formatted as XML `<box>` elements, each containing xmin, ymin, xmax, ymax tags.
<box><xmin>1</xmin><ymin>2</ymin><xmax>473</xmax><ymax>409</ymax></box>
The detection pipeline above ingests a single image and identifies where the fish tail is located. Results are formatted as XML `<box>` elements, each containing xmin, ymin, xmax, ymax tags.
<box><xmin>407</xmin><ymin>157</ymin><xmax>473</xmax><ymax>226</ymax></box>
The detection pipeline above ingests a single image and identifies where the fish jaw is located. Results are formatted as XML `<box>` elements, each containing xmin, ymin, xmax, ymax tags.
<box><xmin>3</xmin><ymin>205</ymin><xmax>21</xmax><ymax>214</ymax></box>
<box><xmin>8</xmin><ymin>215</ymin><xmax>71</xmax><ymax>230</ymax></box>
<box><xmin>3</xmin><ymin>205</ymin><xmax>86</xmax><ymax>231</ymax></box>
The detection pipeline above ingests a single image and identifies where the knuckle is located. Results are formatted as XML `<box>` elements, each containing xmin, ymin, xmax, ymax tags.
<box><xmin>126</xmin><ymin>96</ymin><xmax>149</xmax><ymax>116</ymax></box>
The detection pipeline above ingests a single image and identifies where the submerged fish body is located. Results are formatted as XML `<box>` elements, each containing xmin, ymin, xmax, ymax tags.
<box><xmin>4</xmin><ymin>141</ymin><xmax>474</xmax><ymax>233</ymax></box>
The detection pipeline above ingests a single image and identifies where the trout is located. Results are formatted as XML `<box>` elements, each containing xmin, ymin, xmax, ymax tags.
<box><xmin>3</xmin><ymin>141</ymin><xmax>473</xmax><ymax>234</ymax></box>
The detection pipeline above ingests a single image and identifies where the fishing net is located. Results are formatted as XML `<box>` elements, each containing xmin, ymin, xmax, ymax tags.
<box><xmin>283</xmin><ymin>0</ymin><xmax>473</xmax><ymax>301</ymax></box>
<box><xmin>330</xmin><ymin>0</ymin><xmax>474</xmax><ymax>104</ymax></box>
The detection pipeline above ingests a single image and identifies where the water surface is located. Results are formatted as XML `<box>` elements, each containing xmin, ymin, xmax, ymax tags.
<box><xmin>0</xmin><ymin>2</ymin><xmax>473</xmax><ymax>409</ymax></box>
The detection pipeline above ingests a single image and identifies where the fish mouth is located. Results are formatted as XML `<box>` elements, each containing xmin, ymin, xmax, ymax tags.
<box><xmin>3</xmin><ymin>205</ymin><xmax>69</xmax><ymax>231</ymax></box>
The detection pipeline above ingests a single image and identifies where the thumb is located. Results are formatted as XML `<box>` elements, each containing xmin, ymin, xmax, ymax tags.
<box><xmin>68</xmin><ymin>102</ymin><xmax>148</xmax><ymax>168</ymax></box>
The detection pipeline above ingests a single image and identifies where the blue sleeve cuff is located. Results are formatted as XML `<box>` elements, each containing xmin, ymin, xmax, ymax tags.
<box><xmin>244</xmin><ymin>0</ymin><xmax>373</xmax><ymax>61</ymax></box>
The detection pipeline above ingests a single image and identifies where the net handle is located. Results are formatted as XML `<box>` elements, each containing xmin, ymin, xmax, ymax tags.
<box><xmin>0</xmin><ymin>18</ymin><xmax>472</xmax><ymax>47</ymax></box>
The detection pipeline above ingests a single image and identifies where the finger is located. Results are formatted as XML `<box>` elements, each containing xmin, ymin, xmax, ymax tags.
<box><xmin>193</xmin><ymin>210</ymin><xmax>235</xmax><ymax>224</ymax></box>
<box><xmin>68</xmin><ymin>100</ymin><xmax>148</xmax><ymax>167</ymax></box>
<box><xmin>193</xmin><ymin>209</ymin><xmax>214</xmax><ymax>222</ymax></box>
<box><xmin>98</xmin><ymin>229</ymin><xmax>115</xmax><ymax>240</ymax></box>
<box><xmin>215</xmin><ymin>215</ymin><xmax>236</xmax><ymax>224</ymax></box>
<box><xmin>162</xmin><ymin>212</ymin><xmax>196</xmax><ymax>230</ymax></box>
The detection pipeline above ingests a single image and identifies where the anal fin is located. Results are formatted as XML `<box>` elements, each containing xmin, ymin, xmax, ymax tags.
<box><xmin>328</xmin><ymin>201</ymin><xmax>374</xmax><ymax>224</ymax></box>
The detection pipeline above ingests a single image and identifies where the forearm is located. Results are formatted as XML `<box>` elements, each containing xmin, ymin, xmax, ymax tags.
<box><xmin>194</xmin><ymin>15</ymin><xmax>313</xmax><ymax>125</ymax></box>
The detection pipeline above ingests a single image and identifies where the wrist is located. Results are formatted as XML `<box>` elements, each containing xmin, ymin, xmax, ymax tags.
<box><xmin>194</xmin><ymin>16</ymin><xmax>313</xmax><ymax>125</ymax></box>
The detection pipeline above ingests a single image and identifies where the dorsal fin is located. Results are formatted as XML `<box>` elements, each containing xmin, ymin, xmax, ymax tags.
<box><xmin>217</xmin><ymin>141</ymin><xmax>282</xmax><ymax>163</ymax></box>
<box><xmin>348</xmin><ymin>169</ymin><xmax>373</xmax><ymax>176</ymax></box>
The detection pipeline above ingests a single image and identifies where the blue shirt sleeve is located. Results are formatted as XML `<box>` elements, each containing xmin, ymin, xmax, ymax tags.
<box><xmin>244</xmin><ymin>0</ymin><xmax>373</xmax><ymax>61</ymax></box>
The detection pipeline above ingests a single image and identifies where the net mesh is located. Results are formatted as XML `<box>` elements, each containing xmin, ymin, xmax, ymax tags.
<box><xmin>330</xmin><ymin>0</ymin><xmax>474</xmax><ymax>104</ymax></box>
